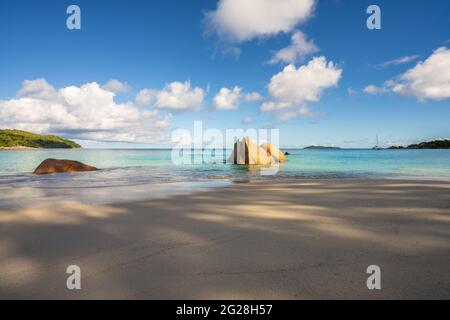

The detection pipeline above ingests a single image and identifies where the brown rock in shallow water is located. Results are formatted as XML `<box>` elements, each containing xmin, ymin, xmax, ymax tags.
<box><xmin>260</xmin><ymin>143</ymin><xmax>286</xmax><ymax>163</ymax></box>
<box><xmin>33</xmin><ymin>159</ymin><xmax>98</xmax><ymax>175</ymax></box>
<box><xmin>227</xmin><ymin>138</ymin><xmax>274</xmax><ymax>165</ymax></box>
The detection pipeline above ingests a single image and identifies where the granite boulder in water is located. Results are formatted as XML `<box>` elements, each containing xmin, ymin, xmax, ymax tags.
<box><xmin>33</xmin><ymin>159</ymin><xmax>98</xmax><ymax>175</ymax></box>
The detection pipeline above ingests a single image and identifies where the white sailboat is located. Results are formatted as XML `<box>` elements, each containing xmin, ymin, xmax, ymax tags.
<box><xmin>372</xmin><ymin>135</ymin><xmax>382</xmax><ymax>150</ymax></box>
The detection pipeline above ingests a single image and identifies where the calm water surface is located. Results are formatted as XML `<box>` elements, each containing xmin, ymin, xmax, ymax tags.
<box><xmin>1</xmin><ymin>148</ymin><xmax>449</xmax><ymax>186</ymax></box>
<box><xmin>0</xmin><ymin>148</ymin><xmax>449</xmax><ymax>207</ymax></box>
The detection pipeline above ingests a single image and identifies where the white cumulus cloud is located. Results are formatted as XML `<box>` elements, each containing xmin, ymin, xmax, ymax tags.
<box><xmin>213</xmin><ymin>87</ymin><xmax>263</xmax><ymax>110</ymax></box>
<box><xmin>391</xmin><ymin>47</ymin><xmax>450</xmax><ymax>100</ymax></box>
<box><xmin>363</xmin><ymin>47</ymin><xmax>450</xmax><ymax>101</ymax></box>
<box><xmin>152</xmin><ymin>81</ymin><xmax>205</xmax><ymax>111</ymax></box>
<box><xmin>0</xmin><ymin>79</ymin><xmax>171</xmax><ymax>144</ymax></box>
<box><xmin>102</xmin><ymin>79</ymin><xmax>131</xmax><ymax>93</ymax></box>
<box><xmin>205</xmin><ymin>0</ymin><xmax>316</xmax><ymax>42</ymax></box>
<box><xmin>275</xmin><ymin>105</ymin><xmax>314</xmax><ymax>121</ymax></box>
<box><xmin>243</xmin><ymin>92</ymin><xmax>263</xmax><ymax>102</ymax></box>
<box><xmin>268</xmin><ymin>30</ymin><xmax>319</xmax><ymax>64</ymax></box>
<box><xmin>135</xmin><ymin>88</ymin><xmax>158</xmax><ymax>107</ymax></box>
<box><xmin>261</xmin><ymin>56</ymin><xmax>342</xmax><ymax>120</ymax></box>
<box><xmin>363</xmin><ymin>84</ymin><xmax>385</xmax><ymax>95</ymax></box>
<box><xmin>214</xmin><ymin>86</ymin><xmax>242</xmax><ymax>110</ymax></box>
<box><xmin>17</xmin><ymin>78</ymin><xmax>57</xmax><ymax>100</ymax></box>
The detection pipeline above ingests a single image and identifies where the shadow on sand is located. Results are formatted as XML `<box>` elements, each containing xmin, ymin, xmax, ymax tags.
<box><xmin>0</xmin><ymin>179</ymin><xmax>449</xmax><ymax>299</ymax></box>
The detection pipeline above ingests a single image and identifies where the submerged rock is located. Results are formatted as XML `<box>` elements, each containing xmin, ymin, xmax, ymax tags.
<box><xmin>33</xmin><ymin>159</ymin><xmax>98</xmax><ymax>175</ymax></box>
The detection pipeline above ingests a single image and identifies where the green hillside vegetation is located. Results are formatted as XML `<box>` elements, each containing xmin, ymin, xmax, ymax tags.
<box><xmin>304</xmin><ymin>146</ymin><xmax>341</xmax><ymax>150</ymax></box>
<box><xmin>407</xmin><ymin>140</ymin><xmax>450</xmax><ymax>149</ymax></box>
<box><xmin>388</xmin><ymin>139</ymin><xmax>450</xmax><ymax>149</ymax></box>
<box><xmin>0</xmin><ymin>129</ymin><xmax>81</xmax><ymax>149</ymax></box>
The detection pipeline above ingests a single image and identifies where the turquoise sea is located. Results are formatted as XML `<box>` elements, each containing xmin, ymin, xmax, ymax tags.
<box><xmin>1</xmin><ymin>148</ymin><xmax>450</xmax><ymax>186</ymax></box>
<box><xmin>1</xmin><ymin>148</ymin><xmax>449</xmax><ymax>207</ymax></box>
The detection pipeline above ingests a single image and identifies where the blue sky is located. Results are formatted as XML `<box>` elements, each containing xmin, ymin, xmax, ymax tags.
<box><xmin>0</xmin><ymin>0</ymin><xmax>449</xmax><ymax>148</ymax></box>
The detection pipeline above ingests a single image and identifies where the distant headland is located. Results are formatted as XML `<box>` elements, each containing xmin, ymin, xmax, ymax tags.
<box><xmin>0</xmin><ymin>129</ymin><xmax>81</xmax><ymax>149</ymax></box>
<box><xmin>304</xmin><ymin>146</ymin><xmax>341</xmax><ymax>150</ymax></box>
<box><xmin>388</xmin><ymin>139</ymin><xmax>450</xmax><ymax>150</ymax></box>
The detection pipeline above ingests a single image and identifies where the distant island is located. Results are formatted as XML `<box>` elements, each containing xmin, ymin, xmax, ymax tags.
<box><xmin>0</xmin><ymin>129</ymin><xmax>81</xmax><ymax>149</ymax></box>
<box><xmin>304</xmin><ymin>146</ymin><xmax>341</xmax><ymax>150</ymax></box>
<box><xmin>388</xmin><ymin>139</ymin><xmax>450</xmax><ymax>150</ymax></box>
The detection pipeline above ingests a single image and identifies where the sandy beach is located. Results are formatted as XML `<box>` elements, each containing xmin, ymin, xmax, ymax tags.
<box><xmin>0</xmin><ymin>179</ymin><xmax>449</xmax><ymax>299</ymax></box>
<box><xmin>0</xmin><ymin>146</ymin><xmax>38</xmax><ymax>150</ymax></box>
